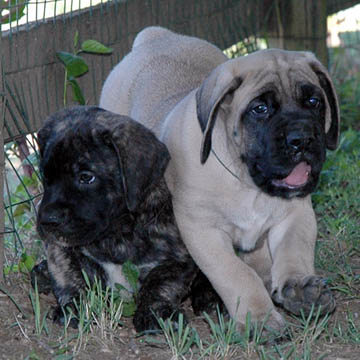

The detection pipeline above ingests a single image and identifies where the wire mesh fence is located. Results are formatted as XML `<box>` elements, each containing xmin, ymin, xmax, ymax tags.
<box><xmin>1</xmin><ymin>0</ymin><xmax>360</xmax><ymax>274</ymax></box>
<box><xmin>3</xmin><ymin>135</ymin><xmax>42</xmax><ymax>268</ymax></box>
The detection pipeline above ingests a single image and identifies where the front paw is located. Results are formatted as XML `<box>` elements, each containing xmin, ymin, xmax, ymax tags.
<box><xmin>133</xmin><ymin>304</ymin><xmax>186</xmax><ymax>333</ymax></box>
<box><xmin>190</xmin><ymin>270</ymin><xmax>224</xmax><ymax>315</ymax></box>
<box><xmin>273</xmin><ymin>276</ymin><xmax>336</xmax><ymax>316</ymax></box>
<box><xmin>30</xmin><ymin>260</ymin><xmax>52</xmax><ymax>295</ymax></box>
<box><xmin>52</xmin><ymin>305</ymin><xmax>79</xmax><ymax>328</ymax></box>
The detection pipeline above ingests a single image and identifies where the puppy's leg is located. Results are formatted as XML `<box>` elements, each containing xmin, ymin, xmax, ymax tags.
<box><xmin>174</xmin><ymin>222</ymin><xmax>285</xmax><ymax>332</ymax></box>
<box><xmin>269</xmin><ymin>204</ymin><xmax>336</xmax><ymax>316</ymax></box>
<box><xmin>242</xmin><ymin>235</ymin><xmax>273</xmax><ymax>293</ymax></box>
<box><xmin>31</xmin><ymin>259</ymin><xmax>52</xmax><ymax>295</ymax></box>
<box><xmin>133</xmin><ymin>258</ymin><xmax>197</xmax><ymax>332</ymax></box>
<box><xmin>46</xmin><ymin>243</ymin><xmax>106</xmax><ymax>326</ymax></box>
<box><xmin>190</xmin><ymin>270</ymin><xmax>225</xmax><ymax>315</ymax></box>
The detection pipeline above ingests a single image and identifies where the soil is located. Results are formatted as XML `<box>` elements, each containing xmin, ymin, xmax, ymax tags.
<box><xmin>1</xmin><ymin>272</ymin><xmax>360</xmax><ymax>360</ymax></box>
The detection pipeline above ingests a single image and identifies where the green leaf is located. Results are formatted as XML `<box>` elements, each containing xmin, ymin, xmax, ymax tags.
<box><xmin>1</xmin><ymin>0</ymin><xmax>28</xmax><ymax>24</ymax></box>
<box><xmin>26</xmin><ymin>350</ymin><xmax>41</xmax><ymax>360</ymax></box>
<box><xmin>56</xmin><ymin>51</ymin><xmax>88</xmax><ymax>78</ymax></box>
<box><xmin>4</xmin><ymin>265</ymin><xmax>19</xmax><ymax>275</ymax></box>
<box><xmin>67</xmin><ymin>78</ymin><xmax>85</xmax><ymax>105</ymax></box>
<box><xmin>13</xmin><ymin>202</ymin><xmax>30</xmax><ymax>217</ymax></box>
<box><xmin>14</xmin><ymin>183</ymin><xmax>27</xmax><ymax>198</ymax></box>
<box><xmin>122</xmin><ymin>261</ymin><xmax>139</xmax><ymax>293</ymax></box>
<box><xmin>122</xmin><ymin>301</ymin><xmax>136</xmax><ymax>317</ymax></box>
<box><xmin>22</xmin><ymin>173</ymin><xmax>39</xmax><ymax>187</ymax></box>
<box><xmin>144</xmin><ymin>336</ymin><xmax>166</xmax><ymax>345</ymax></box>
<box><xmin>81</xmin><ymin>39</ymin><xmax>113</xmax><ymax>54</ymax></box>
<box><xmin>19</xmin><ymin>252</ymin><xmax>36</xmax><ymax>273</ymax></box>
<box><xmin>114</xmin><ymin>283</ymin><xmax>129</xmax><ymax>293</ymax></box>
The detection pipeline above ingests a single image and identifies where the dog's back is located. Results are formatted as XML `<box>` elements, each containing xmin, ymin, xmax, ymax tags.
<box><xmin>100</xmin><ymin>27</ymin><xmax>227</xmax><ymax>134</ymax></box>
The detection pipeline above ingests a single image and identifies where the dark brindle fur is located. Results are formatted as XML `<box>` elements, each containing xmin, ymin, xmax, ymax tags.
<box><xmin>34</xmin><ymin>106</ymin><xmax>217</xmax><ymax>331</ymax></box>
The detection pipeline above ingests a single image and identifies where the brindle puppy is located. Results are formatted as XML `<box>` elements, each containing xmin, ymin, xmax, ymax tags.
<box><xmin>34</xmin><ymin>106</ymin><xmax>214</xmax><ymax>331</ymax></box>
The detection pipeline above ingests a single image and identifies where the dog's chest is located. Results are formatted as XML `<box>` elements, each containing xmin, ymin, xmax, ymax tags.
<box><xmin>226</xmin><ymin>218</ymin><xmax>268</xmax><ymax>251</ymax></box>
<box><xmin>101</xmin><ymin>262</ymin><xmax>132</xmax><ymax>290</ymax></box>
<box><xmin>224</xmin><ymin>196</ymin><xmax>287</xmax><ymax>251</ymax></box>
<box><xmin>81</xmin><ymin>248</ymin><xmax>132</xmax><ymax>291</ymax></box>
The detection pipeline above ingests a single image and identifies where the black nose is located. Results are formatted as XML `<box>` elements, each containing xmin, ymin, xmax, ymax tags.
<box><xmin>38</xmin><ymin>208</ymin><xmax>64</xmax><ymax>227</ymax></box>
<box><xmin>286</xmin><ymin>131</ymin><xmax>314</xmax><ymax>152</ymax></box>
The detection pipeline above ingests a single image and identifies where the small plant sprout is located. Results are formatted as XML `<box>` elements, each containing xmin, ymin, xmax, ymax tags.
<box><xmin>57</xmin><ymin>32</ymin><xmax>113</xmax><ymax>105</ymax></box>
<box><xmin>155</xmin><ymin>312</ymin><xmax>197</xmax><ymax>360</ymax></box>
<box><xmin>29</xmin><ymin>278</ymin><xmax>49</xmax><ymax>336</ymax></box>
<box><xmin>203</xmin><ymin>307</ymin><xmax>243</xmax><ymax>358</ymax></box>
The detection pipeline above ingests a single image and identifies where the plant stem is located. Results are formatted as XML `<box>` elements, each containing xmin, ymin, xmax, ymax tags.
<box><xmin>63</xmin><ymin>68</ymin><xmax>68</xmax><ymax>106</ymax></box>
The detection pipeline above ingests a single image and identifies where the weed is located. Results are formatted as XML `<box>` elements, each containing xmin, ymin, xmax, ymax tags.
<box><xmin>290</xmin><ymin>306</ymin><xmax>332</xmax><ymax>345</ymax></box>
<box><xmin>56</xmin><ymin>272</ymin><xmax>127</xmax><ymax>354</ymax></box>
<box><xmin>345</xmin><ymin>311</ymin><xmax>360</xmax><ymax>344</ymax></box>
<box><xmin>57</xmin><ymin>32</ymin><xmax>113</xmax><ymax>105</ymax></box>
<box><xmin>202</xmin><ymin>308</ymin><xmax>244</xmax><ymax>358</ymax></box>
<box><xmin>313</xmin><ymin>129</ymin><xmax>360</xmax><ymax>297</ymax></box>
<box><xmin>258</xmin><ymin>343</ymin><xmax>296</xmax><ymax>360</ymax></box>
<box><xmin>72</xmin><ymin>273</ymin><xmax>124</xmax><ymax>341</ymax></box>
<box><xmin>114</xmin><ymin>260</ymin><xmax>139</xmax><ymax>317</ymax></box>
<box><xmin>154</xmin><ymin>312</ymin><xmax>197</xmax><ymax>360</ymax></box>
<box><xmin>29</xmin><ymin>278</ymin><xmax>50</xmax><ymax>336</ymax></box>
<box><xmin>331</xmin><ymin>311</ymin><xmax>360</xmax><ymax>344</ymax></box>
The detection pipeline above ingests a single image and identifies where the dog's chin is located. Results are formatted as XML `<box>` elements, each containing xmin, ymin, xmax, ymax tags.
<box><xmin>38</xmin><ymin>226</ymin><xmax>99</xmax><ymax>248</ymax></box>
<box><xmin>270</xmin><ymin>161</ymin><xmax>314</xmax><ymax>198</ymax></box>
<box><xmin>251</xmin><ymin>161</ymin><xmax>320</xmax><ymax>199</ymax></box>
<box><xmin>269</xmin><ymin>177</ymin><xmax>316</xmax><ymax>199</ymax></box>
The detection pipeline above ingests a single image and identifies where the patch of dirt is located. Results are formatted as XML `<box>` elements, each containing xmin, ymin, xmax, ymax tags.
<box><xmin>0</xmin><ymin>272</ymin><xmax>360</xmax><ymax>359</ymax></box>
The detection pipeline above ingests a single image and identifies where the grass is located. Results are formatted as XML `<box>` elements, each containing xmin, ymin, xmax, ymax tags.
<box><xmin>59</xmin><ymin>273</ymin><xmax>125</xmax><ymax>354</ymax></box>
<box><xmin>29</xmin><ymin>278</ymin><xmax>50</xmax><ymax>336</ymax></box>
<box><xmin>22</xmin><ymin>273</ymin><xmax>127</xmax><ymax>357</ymax></box>
<box><xmin>313</xmin><ymin>128</ymin><xmax>360</xmax><ymax>298</ymax></box>
<box><xmin>153</xmin><ymin>313</ymin><xmax>197</xmax><ymax>360</ymax></box>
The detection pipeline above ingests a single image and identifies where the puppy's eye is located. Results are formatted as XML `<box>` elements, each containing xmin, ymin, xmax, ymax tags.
<box><xmin>79</xmin><ymin>171</ymin><xmax>96</xmax><ymax>185</ymax></box>
<box><xmin>252</xmin><ymin>104</ymin><xmax>268</xmax><ymax>114</ymax></box>
<box><xmin>307</xmin><ymin>97</ymin><xmax>320</xmax><ymax>108</ymax></box>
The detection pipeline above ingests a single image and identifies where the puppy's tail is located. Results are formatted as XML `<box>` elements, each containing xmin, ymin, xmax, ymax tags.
<box><xmin>132</xmin><ymin>26</ymin><xmax>173</xmax><ymax>49</ymax></box>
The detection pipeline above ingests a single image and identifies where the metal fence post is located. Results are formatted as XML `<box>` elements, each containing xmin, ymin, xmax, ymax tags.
<box><xmin>267</xmin><ymin>0</ymin><xmax>328</xmax><ymax>66</ymax></box>
<box><xmin>0</xmin><ymin>30</ymin><xmax>4</xmax><ymax>281</ymax></box>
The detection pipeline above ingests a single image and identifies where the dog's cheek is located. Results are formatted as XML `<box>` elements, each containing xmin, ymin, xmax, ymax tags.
<box><xmin>241</xmin><ymin>123</ymin><xmax>270</xmax><ymax>180</ymax></box>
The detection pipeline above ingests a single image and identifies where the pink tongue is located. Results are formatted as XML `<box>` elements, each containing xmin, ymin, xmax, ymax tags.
<box><xmin>282</xmin><ymin>162</ymin><xmax>311</xmax><ymax>186</ymax></box>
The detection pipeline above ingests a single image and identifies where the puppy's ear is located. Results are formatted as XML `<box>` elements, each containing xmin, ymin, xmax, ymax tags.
<box><xmin>104</xmin><ymin>116</ymin><xmax>170</xmax><ymax>212</ymax></box>
<box><xmin>309</xmin><ymin>60</ymin><xmax>340</xmax><ymax>150</ymax></box>
<box><xmin>37</xmin><ymin>107</ymin><xmax>78</xmax><ymax>158</ymax></box>
<box><xmin>196</xmin><ymin>67</ymin><xmax>242</xmax><ymax>164</ymax></box>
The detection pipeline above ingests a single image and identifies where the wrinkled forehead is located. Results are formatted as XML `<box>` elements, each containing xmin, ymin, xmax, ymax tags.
<box><xmin>243</xmin><ymin>48</ymin><xmax>315</xmax><ymax>71</ymax></box>
<box><xmin>51</xmin><ymin>115</ymin><xmax>83</xmax><ymax>134</ymax></box>
<box><xmin>41</xmin><ymin>132</ymin><xmax>115</xmax><ymax>177</ymax></box>
<box><xmin>41</xmin><ymin>123</ymin><xmax>92</xmax><ymax>166</ymax></box>
<box><xmin>234</xmin><ymin>50</ymin><xmax>321</xmax><ymax>104</ymax></box>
